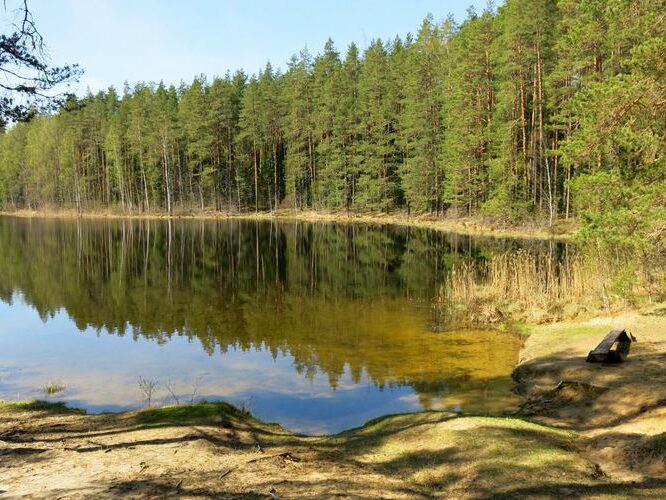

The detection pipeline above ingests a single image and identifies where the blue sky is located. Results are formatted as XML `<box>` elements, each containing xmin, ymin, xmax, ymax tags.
<box><xmin>29</xmin><ymin>0</ymin><xmax>490</xmax><ymax>95</ymax></box>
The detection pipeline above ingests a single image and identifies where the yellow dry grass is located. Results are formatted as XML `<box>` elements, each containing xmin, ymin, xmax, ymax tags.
<box><xmin>0</xmin><ymin>208</ymin><xmax>573</xmax><ymax>240</ymax></box>
<box><xmin>440</xmin><ymin>250</ymin><xmax>661</xmax><ymax>324</ymax></box>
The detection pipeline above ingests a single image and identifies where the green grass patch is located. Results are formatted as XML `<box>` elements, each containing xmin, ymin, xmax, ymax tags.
<box><xmin>0</xmin><ymin>400</ymin><xmax>85</xmax><ymax>414</ymax></box>
<box><xmin>135</xmin><ymin>401</ymin><xmax>246</xmax><ymax>425</ymax></box>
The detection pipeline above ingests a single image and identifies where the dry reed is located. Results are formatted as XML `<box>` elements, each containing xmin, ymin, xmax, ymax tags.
<box><xmin>437</xmin><ymin>250</ymin><xmax>631</xmax><ymax>324</ymax></box>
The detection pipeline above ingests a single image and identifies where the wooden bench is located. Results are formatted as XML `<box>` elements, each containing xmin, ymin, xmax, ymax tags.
<box><xmin>586</xmin><ymin>328</ymin><xmax>634</xmax><ymax>363</ymax></box>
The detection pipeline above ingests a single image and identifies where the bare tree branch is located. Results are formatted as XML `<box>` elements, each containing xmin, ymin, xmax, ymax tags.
<box><xmin>0</xmin><ymin>0</ymin><xmax>82</xmax><ymax>126</ymax></box>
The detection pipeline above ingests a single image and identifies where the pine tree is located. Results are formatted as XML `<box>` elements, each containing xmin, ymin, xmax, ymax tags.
<box><xmin>151</xmin><ymin>83</ymin><xmax>179</xmax><ymax>213</ymax></box>
<box><xmin>399</xmin><ymin>16</ymin><xmax>446</xmax><ymax>214</ymax></box>
<box><xmin>312</xmin><ymin>39</ymin><xmax>343</xmax><ymax>208</ymax></box>
<box><xmin>283</xmin><ymin>50</ymin><xmax>314</xmax><ymax>208</ymax></box>
<box><xmin>0</xmin><ymin>0</ymin><xmax>662</xmax><ymax>257</ymax></box>
<box><xmin>561</xmin><ymin>0</ymin><xmax>666</xmax><ymax>252</ymax></box>
<box><xmin>207</xmin><ymin>71</ymin><xmax>246</xmax><ymax>211</ymax></box>
<box><xmin>356</xmin><ymin>39</ymin><xmax>395</xmax><ymax>211</ymax></box>
<box><xmin>237</xmin><ymin>75</ymin><xmax>264</xmax><ymax>212</ymax></box>
<box><xmin>258</xmin><ymin>62</ymin><xmax>284</xmax><ymax>211</ymax></box>
<box><xmin>492</xmin><ymin>0</ymin><xmax>560</xmax><ymax>223</ymax></box>
<box><xmin>179</xmin><ymin>77</ymin><xmax>214</xmax><ymax>209</ymax></box>
<box><xmin>337</xmin><ymin>43</ymin><xmax>362</xmax><ymax>210</ymax></box>
<box><xmin>441</xmin><ymin>10</ymin><xmax>495</xmax><ymax>217</ymax></box>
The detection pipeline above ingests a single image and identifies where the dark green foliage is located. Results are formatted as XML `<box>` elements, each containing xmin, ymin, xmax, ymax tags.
<box><xmin>398</xmin><ymin>16</ymin><xmax>447</xmax><ymax>214</ymax></box>
<box><xmin>0</xmin><ymin>0</ymin><xmax>663</xmax><ymax>254</ymax></box>
<box><xmin>441</xmin><ymin>10</ymin><xmax>494</xmax><ymax>216</ymax></box>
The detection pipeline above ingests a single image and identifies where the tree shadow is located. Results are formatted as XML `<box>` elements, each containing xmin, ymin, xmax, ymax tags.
<box><xmin>2</xmin><ymin>369</ymin><xmax>665</xmax><ymax>499</ymax></box>
<box><xmin>515</xmin><ymin>349</ymin><xmax>666</xmax><ymax>431</ymax></box>
<box><xmin>496</xmin><ymin>477</ymin><xmax>666</xmax><ymax>499</ymax></box>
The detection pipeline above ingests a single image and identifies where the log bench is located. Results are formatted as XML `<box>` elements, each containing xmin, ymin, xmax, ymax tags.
<box><xmin>586</xmin><ymin>328</ymin><xmax>634</xmax><ymax>363</ymax></box>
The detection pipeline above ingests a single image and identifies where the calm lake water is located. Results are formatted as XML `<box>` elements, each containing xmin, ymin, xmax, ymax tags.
<box><xmin>0</xmin><ymin>216</ymin><xmax>560</xmax><ymax>434</ymax></box>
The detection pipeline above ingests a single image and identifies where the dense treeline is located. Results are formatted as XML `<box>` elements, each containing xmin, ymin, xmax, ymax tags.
<box><xmin>0</xmin><ymin>0</ymin><xmax>664</xmax><ymax>248</ymax></box>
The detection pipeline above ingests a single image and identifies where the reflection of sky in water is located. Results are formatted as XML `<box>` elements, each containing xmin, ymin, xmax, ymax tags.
<box><xmin>0</xmin><ymin>295</ymin><xmax>426</xmax><ymax>434</ymax></box>
<box><xmin>0</xmin><ymin>218</ymin><xmax>549</xmax><ymax>434</ymax></box>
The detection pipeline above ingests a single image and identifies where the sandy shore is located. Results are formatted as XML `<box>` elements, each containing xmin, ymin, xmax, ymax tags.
<box><xmin>1</xmin><ymin>307</ymin><xmax>664</xmax><ymax>498</ymax></box>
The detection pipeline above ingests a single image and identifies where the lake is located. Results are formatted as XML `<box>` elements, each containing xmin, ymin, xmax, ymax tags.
<box><xmin>0</xmin><ymin>216</ymin><xmax>562</xmax><ymax>434</ymax></box>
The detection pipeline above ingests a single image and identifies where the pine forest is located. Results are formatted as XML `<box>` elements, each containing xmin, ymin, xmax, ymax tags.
<box><xmin>0</xmin><ymin>0</ymin><xmax>664</xmax><ymax>253</ymax></box>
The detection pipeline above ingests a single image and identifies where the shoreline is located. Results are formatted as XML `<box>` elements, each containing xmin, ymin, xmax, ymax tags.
<box><xmin>0</xmin><ymin>208</ymin><xmax>576</xmax><ymax>240</ymax></box>
<box><xmin>1</xmin><ymin>308</ymin><xmax>664</xmax><ymax>497</ymax></box>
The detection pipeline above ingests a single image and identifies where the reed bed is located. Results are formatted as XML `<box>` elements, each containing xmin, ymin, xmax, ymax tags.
<box><xmin>437</xmin><ymin>250</ymin><xmax>656</xmax><ymax>325</ymax></box>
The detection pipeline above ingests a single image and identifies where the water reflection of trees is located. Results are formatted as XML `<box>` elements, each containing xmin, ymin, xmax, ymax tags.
<box><xmin>0</xmin><ymin>217</ymin><xmax>548</xmax><ymax>401</ymax></box>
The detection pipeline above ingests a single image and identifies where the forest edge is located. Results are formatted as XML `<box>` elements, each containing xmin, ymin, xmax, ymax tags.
<box><xmin>0</xmin><ymin>208</ymin><xmax>575</xmax><ymax>241</ymax></box>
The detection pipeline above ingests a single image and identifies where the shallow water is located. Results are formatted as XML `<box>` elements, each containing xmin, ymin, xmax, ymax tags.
<box><xmin>0</xmin><ymin>216</ymin><xmax>557</xmax><ymax>434</ymax></box>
